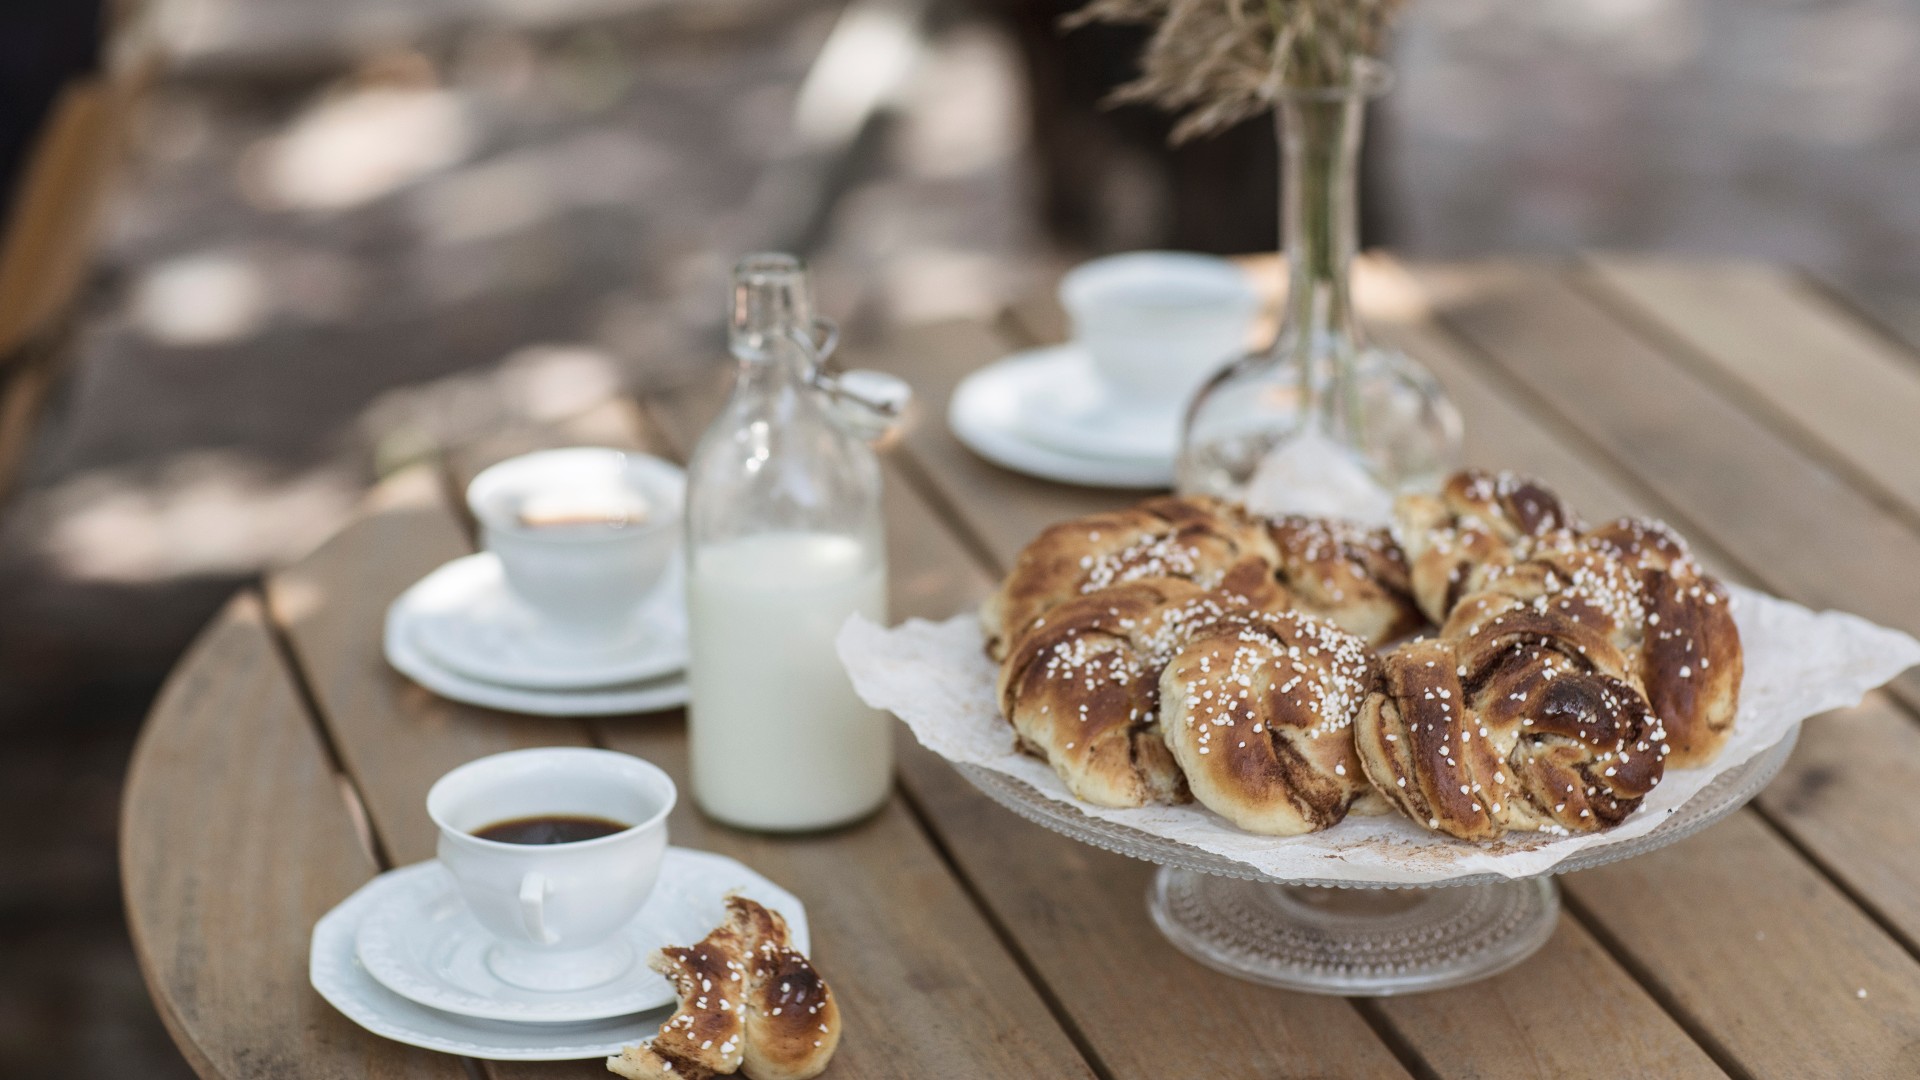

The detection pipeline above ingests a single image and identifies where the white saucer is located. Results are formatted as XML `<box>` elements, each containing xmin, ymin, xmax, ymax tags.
<box><xmin>1004</xmin><ymin>345</ymin><xmax>1185</xmax><ymax>462</ymax></box>
<box><xmin>949</xmin><ymin>346</ymin><xmax>1176</xmax><ymax>489</ymax></box>
<box><xmin>313</xmin><ymin>883</ymin><xmax>659</xmax><ymax>1060</ymax></box>
<box><xmin>406</xmin><ymin>553</ymin><xmax>688</xmax><ymax>690</ymax></box>
<box><xmin>386</xmin><ymin>597</ymin><xmax>690</xmax><ymax>716</ymax></box>
<box><xmin>351</xmin><ymin>850</ymin><xmax>808</xmax><ymax>1024</ymax></box>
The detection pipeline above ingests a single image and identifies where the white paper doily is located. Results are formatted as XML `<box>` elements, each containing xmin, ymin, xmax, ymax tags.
<box><xmin>838</xmin><ymin>585</ymin><xmax>1919</xmax><ymax>885</ymax></box>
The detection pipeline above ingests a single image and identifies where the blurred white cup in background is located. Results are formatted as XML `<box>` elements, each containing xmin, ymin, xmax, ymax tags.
<box><xmin>1059</xmin><ymin>251</ymin><xmax>1261</xmax><ymax>411</ymax></box>
<box><xmin>466</xmin><ymin>448</ymin><xmax>683</xmax><ymax>647</ymax></box>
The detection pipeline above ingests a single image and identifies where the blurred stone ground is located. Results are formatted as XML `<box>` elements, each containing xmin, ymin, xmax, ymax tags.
<box><xmin>1388</xmin><ymin>0</ymin><xmax>1920</xmax><ymax>324</ymax></box>
<box><xmin>2</xmin><ymin>0</ymin><xmax>1917</xmax><ymax>1073</ymax></box>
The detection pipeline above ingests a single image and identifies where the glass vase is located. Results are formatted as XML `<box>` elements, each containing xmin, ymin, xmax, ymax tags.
<box><xmin>1176</xmin><ymin>60</ymin><xmax>1461</xmax><ymax>510</ymax></box>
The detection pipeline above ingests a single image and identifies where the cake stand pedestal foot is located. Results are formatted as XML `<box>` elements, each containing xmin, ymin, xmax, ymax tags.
<box><xmin>1147</xmin><ymin>868</ymin><xmax>1558</xmax><ymax>996</ymax></box>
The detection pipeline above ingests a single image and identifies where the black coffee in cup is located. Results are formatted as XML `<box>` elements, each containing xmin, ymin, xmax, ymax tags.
<box><xmin>472</xmin><ymin>814</ymin><xmax>630</xmax><ymax>845</ymax></box>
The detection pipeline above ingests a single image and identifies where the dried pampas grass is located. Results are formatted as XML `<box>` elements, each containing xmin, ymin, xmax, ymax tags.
<box><xmin>1068</xmin><ymin>0</ymin><xmax>1407</xmax><ymax>140</ymax></box>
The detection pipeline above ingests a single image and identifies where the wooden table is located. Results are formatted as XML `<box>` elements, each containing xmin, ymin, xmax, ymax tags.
<box><xmin>123</xmin><ymin>255</ymin><xmax>1920</xmax><ymax>1079</ymax></box>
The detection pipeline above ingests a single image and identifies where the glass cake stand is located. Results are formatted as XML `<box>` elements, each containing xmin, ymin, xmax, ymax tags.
<box><xmin>955</xmin><ymin>726</ymin><xmax>1798</xmax><ymax>996</ymax></box>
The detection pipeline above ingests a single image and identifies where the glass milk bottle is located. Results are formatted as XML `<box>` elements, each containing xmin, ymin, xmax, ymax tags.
<box><xmin>684</xmin><ymin>253</ymin><xmax>891</xmax><ymax>831</ymax></box>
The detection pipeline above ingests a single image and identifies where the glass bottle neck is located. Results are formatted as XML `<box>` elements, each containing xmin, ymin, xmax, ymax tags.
<box><xmin>736</xmin><ymin>338</ymin><xmax>814</xmax><ymax>392</ymax></box>
<box><xmin>730</xmin><ymin>254</ymin><xmax>816</xmax><ymax>386</ymax></box>
<box><xmin>1275</xmin><ymin>88</ymin><xmax>1367</xmax><ymax>355</ymax></box>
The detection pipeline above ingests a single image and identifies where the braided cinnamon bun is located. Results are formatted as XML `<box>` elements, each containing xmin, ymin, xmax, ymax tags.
<box><xmin>1264</xmin><ymin>515</ymin><xmax>1425</xmax><ymax>645</ymax></box>
<box><xmin>1447</xmin><ymin>519</ymin><xmax>1740</xmax><ymax>769</ymax></box>
<box><xmin>1445</xmin><ymin>532</ymin><xmax>1650</xmax><ymax>660</ymax></box>
<box><xmin>995</xmin><ymin>560</ymin><xmax>1293</xmax><ymax>807</ymax></box>
<box><xmin>981</xmin><ymin>495</ymin><xmax>1273</xmax><ymax>661</ymax></box>
<box><xmin>1354</xmin><ymin>609</ymin><xmax>1668</xmax><ymax>840</ymax></box>
<box><xmin>1400</xmin><ymin>471</ymin><xmax>1742</xmax><ymax>771</ymax></box>
<box><xmin>1582</xmin><ymin>518</ymin><xmax>1742</xmax><ymax>767</ymax></box>
<box><xmin>982</xmin><ymin>473</ymin><xmax>1735</xmax><ymax>838</ymax></box>
<box><xmin>1393</xmin><ymin>469</ymin><xmax>1585</xmax><ymax>624</ymax></box>
<box><xmin>608</xmin><ymin>897</ymin><xmax>838</xmax><ymax>1080</ymax></box>
<box><xmin>1160</xmin><ymin>612</ymin><xmax>1378</xmax><ymax>834</ymax></box>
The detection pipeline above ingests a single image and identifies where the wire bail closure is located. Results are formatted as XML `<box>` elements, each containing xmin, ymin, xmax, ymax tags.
<box><xmin>789</xmin><ymin>316</ymin><xmax>912</xmax><ymax>441</ymax></box>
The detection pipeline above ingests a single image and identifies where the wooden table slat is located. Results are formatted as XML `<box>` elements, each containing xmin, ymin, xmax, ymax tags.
<box><xmin>121</xmin><ymin>592</ymin><xmax>467</xmax><ymax>1080</ymax></box>
<box><xmin>1582</xmin><ymin>255</ymin><xmax>1920</xmax><ymax>527</ymax></box>
<box><xmin>1570</xmin><ymin>812</ymin><xmax>1920</xmax><ymax>1079</ymax></box>
<box><xmin>1754</xmin><ymin>696</ymin><xmax>1920</xmax><ymax>951</ymax></box>
<box><xmin>1373</xmin><ymin>919</ymin><xmax>1726</xmax><ymax>1080</ymax></box>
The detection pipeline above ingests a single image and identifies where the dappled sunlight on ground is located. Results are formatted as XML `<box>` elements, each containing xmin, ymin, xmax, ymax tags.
<box><xmin>244</xmin><ymin>85</ymin><xmax>476</xmax><ymax>212</ymax></box>
<box><xmin>28</xmin><ymin>453</ymin><xmax>360</xmax><ymax>584</ymax></box>
<box><xmin>808</xmin><ymin>14</ymin><xmax>1043</xmax><ymax>334</ymax></box>
<box><xmin>792</xmin><ymin>0</ymin><xmax>922</xmax><ymax>149</ymax></box>
<box><xmin>895</xmin><ymin>24</ymin><xmax>1027</xmax><ymax>181</ymax></box>
<box><xmin>359</xmin><ymin>342</ymin><xmax>624</xmax><ymax>472</ymax></box>
<box><xmin>128</xmin><ymin>250</ymin><xmax>270</xmax><ymax>346</ymax></box>
<box><xmin>1394</xmin><ymin>0</ymin><xmax>1920</xmax><ymax>292</ymax></box>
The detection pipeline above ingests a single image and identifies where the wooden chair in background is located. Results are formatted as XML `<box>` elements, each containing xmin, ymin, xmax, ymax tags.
<box><xmin>0</xmin><ymin>0</ymin><xmax>153</xmax><ymax>508</ymax></box>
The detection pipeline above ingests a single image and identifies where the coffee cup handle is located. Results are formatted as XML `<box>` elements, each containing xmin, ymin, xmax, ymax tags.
<box><xmin>518</xmin><ymin>872</ymin><xmax>559</xmax><ymax>944</ymax></box>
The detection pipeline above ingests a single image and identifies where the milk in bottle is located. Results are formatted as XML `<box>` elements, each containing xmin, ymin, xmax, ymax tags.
<box><xmin>683</xmin><ymin>254</ymin><xmax>891</xmax><ymax>831</ymax></box>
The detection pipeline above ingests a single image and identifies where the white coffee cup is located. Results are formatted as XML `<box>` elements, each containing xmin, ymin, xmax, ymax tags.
<box><xmin>467</xmin><ymin>448</ymin><xmax>684</xmax><ymax>646</ymax></box>
<box><xmin>426</xmin><ymin>747</ymin><xmax>676</xmax><ymax>991</ymax></box>
<box><xmin>1059</xmin><ymin>251</ymin><xmax>1261</xmax><ymax>410</ymax></box>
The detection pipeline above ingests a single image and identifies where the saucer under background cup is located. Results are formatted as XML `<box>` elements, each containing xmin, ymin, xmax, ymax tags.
<box><xmin>409</xmin><ymin>552</ymin><xmax>688</xmax><ymax>690</ymax></box>
<box><xmin>382</xmin><ymin>553</ymin><xmax>691</xmax><ymax>714</ymax></box>
<box><xmin>948</xmin><ymin>250</ymin><xmax>1260</xmax><ymax>490</ymax></box>
<box><xmin>1011</xmin><ymin>345</ymin><xmax>1187</xmax><ymax>463</ymax></box>
<box><xmin>384</xmin><ymin>576</ymin><xmax>690</xmax><ymax>716</ymax></box>
<box><xmin>948</xmin><ymin>344</ymin><xmax>1179</xmax><ymax>489</ymax></box>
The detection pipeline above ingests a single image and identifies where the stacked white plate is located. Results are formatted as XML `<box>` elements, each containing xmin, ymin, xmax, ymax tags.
<box><xmin>310</xmin><ymin>849</ymin><xmax>807</xmax><ymax>1060</ymax></box>
<box><xmin>949</xmin><ymin>344</ymin><xmax>1188</xmax><ymax>490</ymax></box>
<box><xmin>384</xmin><ymin>548</ymin><xmax>691</xmax><ymax>716</ymax></box>
<box><xmin>950</xmin><ymin>251</ymin><xmax>1262</xmax><ymax>489</ymax></box>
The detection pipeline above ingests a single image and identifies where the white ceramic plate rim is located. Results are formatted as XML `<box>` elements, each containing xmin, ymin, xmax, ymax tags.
<box><xmin>312</xmin><ymin>878</ymin><xmax>661</xmax><ymax>1060</ymax></box>
<box><xmin>386</xmin><ymin>595</ymin><xmax>689</xmax><ymax>716</ymax></box>
<box><xmin>949</xmin><ymin>347</ymin><xmax>1176</xmax><ymax>489</ymax></box>
<box><xmin>1004</xmin><ymin>345</ymin><xmax>1187</xmax><ymax>462</ymax></box>
<box><xmin>408</xmin><ymin>553</ymin><xmax>689</xmax><ymax>690</ymax></box>
<box><xmin>311</xmin><ymin>848</ymin><xmax>809</xmax><ymax>1060</ymax></box>
<box><xmin>351</xmin><ymin>852</ymin><xmax>809</xmax><ymax>1023</ymax></box>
